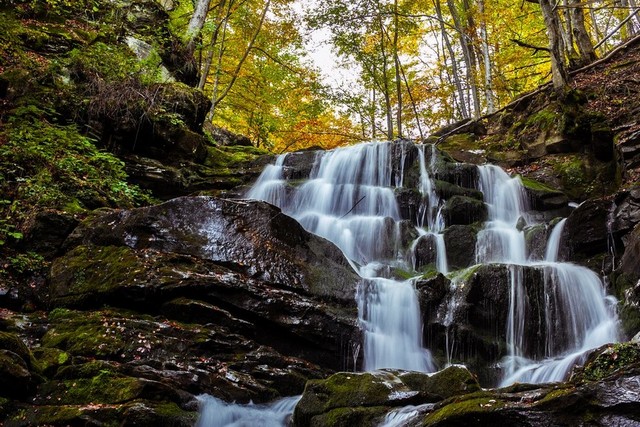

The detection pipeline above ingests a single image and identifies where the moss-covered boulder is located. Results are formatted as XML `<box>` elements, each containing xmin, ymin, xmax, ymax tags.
<box><xmin>293</xmin><ymin>366</ymin><xmax>480</xmax><ymax>427</ymax></box>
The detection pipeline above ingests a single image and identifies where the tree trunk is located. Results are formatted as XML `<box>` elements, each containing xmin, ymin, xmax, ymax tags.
<box><xmin>393</xmin><ymin>0</ymin><xmax>403</xmax><ymax>138</ymax></box>
<box><xmin>186</xmin><ymin>0</ymin><xmax>213</xmax><ymax>54</ymax></box>
<box><xmin>539</xmin><ymin>0</ymin><xmax>569</xmax><ymax>90</ymax></box>
<box><xmin>447</xmin><ymin>0</ymin><xmax>479</xmax><ymax>117</ymax></box>
<box><xmin>569</xmin><ymin>0</ymin><xmax>597</xmax><ymax>66</ymax></box>
<box><xmin>434</xmin><ymin>0</ymin><xmax>469</xmax><ymax>118</ymax></box>
<box><xmin>378</xmin><ymin>10</ymin><xmax>394</xmax><ymax>140</ymax></box>
<box><xmin>478</xmin><ymin>0</ymin><xmax>495</xmax><ymax>113</ymax></box>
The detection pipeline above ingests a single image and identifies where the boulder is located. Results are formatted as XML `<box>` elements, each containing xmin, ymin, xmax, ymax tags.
<box><xmin>435</xmin><ymin>162</ymin><xmax>479</xmax><ymax>190</ymax></box>
<box><xmin>442</xmin><ymin>196</ymin><xmax>487</xmax><ymax>226</ymax></box>
<box><xmin>293</xmin><ymin>366</ymin><xmax>480</xmax><ymax>427</ymax></box>
<box><xmin>443</xmin><ymin>225</ymin><xmax>477</xmax><ymax>269</ymax></box>
<box><xmin>63</xmin><ymin>197</ymin><xmax>359</xmax><ymax>302</ymax></box>
<box><xmin>413</xmin><ymin>234</ymin><xmax>438</xmax><ymax>269</ymax></box>
<box><xmin>282</xmin><ymin>150</ymin><xmax>320</xmax><ymax>180</ymax></box>
<box><xmin>18</xmin><ymin>211</ymin><xmax>78</xmax><ymax>257</ymax></box>
<box><xmin>562</xmin><ymin>198</ymin><xmax>612</xmax><ymax>260</ymax></box>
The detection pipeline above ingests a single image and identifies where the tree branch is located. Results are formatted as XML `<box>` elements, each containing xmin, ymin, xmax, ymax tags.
<box><xmin>512</xmin><ymin>39</ymin><xmax>551</xmax><ymax>53</ymax></box>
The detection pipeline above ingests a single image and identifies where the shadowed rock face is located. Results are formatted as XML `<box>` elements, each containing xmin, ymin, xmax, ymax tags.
<box><xmin>63</xmin><ymin>197</ymin><xmax>359</xmax><ymax>303</ymax></box>
<box><xmin>0</xmin><ymin>197</ymin><xmax>365</xmax><ymax>424</ymax></box>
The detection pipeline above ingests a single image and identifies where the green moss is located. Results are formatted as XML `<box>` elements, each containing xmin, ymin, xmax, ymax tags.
<box><xmin>38</xmin><ymin>371</ymin><xmax>144</xmax><ymax>404</ymax></box>
<box><xmin>525</xmin><ymin>108</ymin><xmax>559</xmax><ymax>130</ymax></box>
<box><xmin>41</xmin><ymin>310</ymin><xmax>125</xmax><ymax>357</ymax></box>
<box><xmin>578</xmin><ymin>343</ymin><xmax>640</xmax><ymax>382</ymax></box>
<box><xmin>519</xmin><ymin>176</ymin><xmax>556</xmax><ymax>193</ymax></box>
<box><xmin>32</xmin><ymin>347</ymin><xmax>70</xmax><ymax>377</ymax></box>
<box><xmin>312</xmin><ymin>406</ymin><xmax>389</xmax><ymax>427</ymax></box>
<box><xmin>205</xmin><ymin>145</ymin><xmax>270</xmax><ymax>171</ymax></box>
<box><xmin>49</xmin><ymin>245</ymin><xmax>148</xmax><ymax>306</ymax></box>
<box><xmin>438</xmin><ymin>133</ymin><xmax>477</xmax><ymax>151</ymax></box>
<box><xmin>423</xmin><ymin>394</ymin><xmax>507</xmax><ymax>426</ymax></box>
<box><xmin>446</xmin><ymin>264</ymin><xmax>482</xmax><ymax>283</ymax></box>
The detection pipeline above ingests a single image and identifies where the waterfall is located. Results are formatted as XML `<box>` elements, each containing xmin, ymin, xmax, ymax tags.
<box><xmin>248</xmin><ymin>142</ymin><xmax>436</xmax><ymax>372</ymax></box>
<box><xmin>545</xmin><ymin>218</ymin><xmax>567</xmax><ymax>262</ymax></box>
<box><xmin>230</xmin><ymin>140</ymin><xmax>619</xmax><ymax>425</ymax></box>
<box><xmin>472</xmin><ymin>167</ymin><xmax>619</xmax><ymax>386</ymax></box>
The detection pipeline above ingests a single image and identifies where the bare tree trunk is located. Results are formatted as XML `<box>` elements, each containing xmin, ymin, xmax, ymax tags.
<box><xmin>560</xmin><ymin>0</ymin><xmax>579</xmax><ymax>66</ymax></box>
<box><xmin>198</xmin><ymin>0</ymin><xmax>231</xmax><ymax>90</ymax></box>
<box><xmin>478</xmin><ymin>0</ymin><xmax>495</xmax><ymax>113</ymax></box>
<box><xmin>378</xmin><ymin>10</ymin><xmax>394</xmax><ymax>140</ymax></box>
<box><xmin>539</xmin><ymin>0</ymin><xmax>569</xmax><ymax>90</ymax></box>
<box><xmin>569</xmin><ymin>0</ymin><xmax>597</xmax><ymax>65</ymax></box>
<box><xmin>393</xmin><ymin>0</ymin><xmax>403</xmax><ymax>138</ymax></box>
<box><xmin>434</xmin><ymin>0</ymin><xmax>469</xmax><ymax>118</ymax></box>
<box><xmin>447</xmin><ymin>0</ymin><xmax>479</xmax><ymax>117</ymax></box>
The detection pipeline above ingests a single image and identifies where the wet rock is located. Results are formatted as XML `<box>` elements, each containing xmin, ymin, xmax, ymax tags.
<box><xmin>520</xmin><ymin>177</ymin><xmax>570</xmax><ymax>212</ymax></box>
<box><xmin>282</xmin><ymin>150</ymin><xmax>320</xmax><ymax>180</ymax></box>
<box><xmin>434</xmin><ymin>179</ymin><xmax>483</xmax><ymax>201</ymax></box>
<box><xmin>524</xmin><ymin>223</ymin><xmax>549</xmax><ymax>261</ymax></box>
<box><xmin>18</xmin><ymin>211</ymin><xmax>78</xmax><ymax>257</ymax></box>
<box><xmin>562</xmin><ymin>198</ymin><xmax>611</xmax><ymax>260</ymax></box>
<box><xmin>209</xmin><ymin>126</ymin><xmax>252</xmax><ymax>147</ymax></box>
<box><xmin>63</xmin><ymin>197</ymin><xmax>359</xmax><ymax>302</ymax></box>
<box><xmin>395</xmin><ymin>188</ymin><xmax>423</xmax><ymax>223</ymax></box>
<box><xmin>413</xmin><ymin>234</ymin><xmax>438</xmax><ymax>269</ymax></box>
<box><xmin>442</xmin><ymin>196</ymin><xmax>487</xmax><ymax>226</ymax></box>
<box><xmin>443</xmin><ymin>225</ymin><xmax>477</xmax><ymax>269</ymax></box>
<box><xmin>293</xmin><ymin>366</ymin><xmax>480</xmax><ymax>427</ymax></box>
<box><xmin>435</xmin><ymin>162</ymin><xmax>479</xmax><ymax>189</ymax></box>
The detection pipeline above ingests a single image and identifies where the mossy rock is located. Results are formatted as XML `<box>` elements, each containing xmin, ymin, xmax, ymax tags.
<box><xmin>442</xmin><ymin>195</ymin><xmax>487</xmax><ymax>226</ymax></box>
<box><xmin>0</xmin><ymin>349</ymin><xmax>33</xmax><ymax>399</ymax></box>
<box><xmin>49</xmin><ymin>245</ymin><xmax>149</xmax><ymax>307</ymax></box>
<box><xmin>423</xmin><ymin>392</ymin><xmax>509</xmax><ymax>426</ymax></box>
<box><xmin>573</xmin><ymin>342</ymin><xmax>640</xmax><ymax>382</ymax></box>
<box><xmin>294</xmin><ymin>367</ymin><xmax>480</xmax><ymax>427</ymax></box>
<box><xmin>306</xmin><ymin>406</ymin><xmax>389</xmax><ymax>427</ymax></box>
<box><xmin>4</xmin><ymin>400</ymin><xmax>197</xmax><ymax>427</ymax></box>
<box><xmin>41</xmin><ymin>309</ymin><xmax>125</xmax><ymax>358</ymax></box>
<box><xmin>37</xmin><ymin>371</ymin><xmax>145</xmax><ymax>405</ymax></box>
<box><xmin>32</xmin><ymin>347</ymin><xmax>70</xmax><ymax>377</ymax></box>
<box><xmin>0</xmin><ymin>331</ymin><xmax>35</xmax><ymax>370</ymax></box>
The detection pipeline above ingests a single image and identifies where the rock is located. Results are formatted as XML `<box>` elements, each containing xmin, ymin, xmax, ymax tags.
<box><xmin>18</xmin><ymin>211</ymin><xmax>78</xmax><ymax>257</ymax></box>
<box><xmin>591</xmin><ymin>122</ymin><xmax>615</xmax><ymax>161</ymax></box>
<box><xmin>413</xmin><ymin>234</ymin><xmax>438</xmax><ymax>269</ymax></box>
<box><xmin>434</xmin><ymin>179</ymin><xmax>483</xmax><ymax>201</ymax></box>
<box><xmin>395</xmin><ymin>188</ymin><xmax>423</xmax><ymax>223</ymax></box>
<box><xmin>209</xmin><ymin>126</ymin><xmax>252</xmax><ymax>147</ymax></box>
<box><xmin>524</xmin><ymin>223</ymin><xmax>549</xmax><ymax>261</ymax></box>
<box><xmin>281</xmin><ymin>149</ymin><xmax>320</xmax><ymax>180</ymax></box>
<box><xmin>562</xmin><ymin>198</ymin><xmax>612</xmax><ymax>260</ymax></box>
<box><xmin>63</xmin><ymin>197</ymin><xmax>359</xmax><ymax>302</ymax></box>
<box><xmin>293</xmin><ymin>366</ymin><xmax>480</xmax><ymax>427</ymax></box>
<box><xmin>443</xmin><ymin>225</ymin><xmax>477</xmax><ymax>269</ymax></box>
<box><xmin>0</xmin><ymin>350</ymin><xmax>33</xmax><ymax>399</ymax></box>
<box><xmin>435</xmin><ymin>162</ymin><xmax>479</xmax><ymax>190</ymax></box>
<box><xmin>442</xmin><ymin>196</ymin><xmax>487</xmax><ymax>226</ymax></box>
<box><xmin>520</xmin><ymin>177</ymin><xmax>570</xmax><ymax>212</ymax></box>
<box><xmin>422</xmin><ymin>264</ymin><xmax>552</xmax><ymax>385</ymax></box>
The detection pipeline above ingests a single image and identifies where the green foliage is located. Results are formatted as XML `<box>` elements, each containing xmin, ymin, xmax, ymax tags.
<box><xmin>1</xmin><ymin>118</ymin><xmax>152</xmax><ymax>213</ymax></box>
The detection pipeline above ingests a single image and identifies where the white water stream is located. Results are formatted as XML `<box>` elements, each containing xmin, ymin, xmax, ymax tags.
<box><xmin>198</xmin><ymin>141</ymin><xmax>619</xmax><ymax>425</ymax></box>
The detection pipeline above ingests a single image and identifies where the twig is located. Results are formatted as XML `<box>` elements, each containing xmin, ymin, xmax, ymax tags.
<box><xmin>339</xmin><ymin>196</ymin><xmax>366</xmax><ymax>219</ymax></box>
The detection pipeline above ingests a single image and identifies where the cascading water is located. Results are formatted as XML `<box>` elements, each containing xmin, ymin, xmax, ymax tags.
<box><xmin>248</xmin><ymin>142</ymin><xmax>436</xmax><ymax>372</ymax></box>
<box><xmin>473</xmin><ymin>166</ymin><xmax>618</xmax><ymax>386</ymax></box>
<box><xmin>198</xmin><ymin>140</ymin><xmax>620</xmax><ymax>425</ymax></box>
